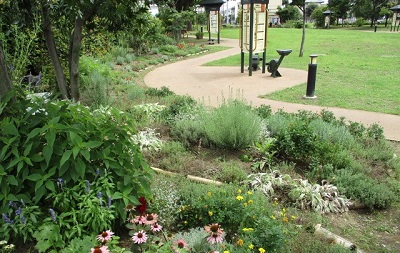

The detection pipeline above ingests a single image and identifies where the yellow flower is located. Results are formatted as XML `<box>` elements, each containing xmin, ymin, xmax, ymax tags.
<box><xmin>247</xmin><ymin>191</ymin><xmax>253</xmax><ymax>195</ymax></box>
<box><xmin>236</xmin><ymin>195</ymin><xmax>244</xmax><ymax>201</ymax></box>
<box><xmin>237</xmin><ymin>239</ymin><xmax>244</xmax><ymax>246</ymax></box>
<box><xmin>259</xmin><ymin>248</ymin><xmax>266</xmax><ymax>253</ymax></box>
<box><xmin>242</xmin><ymin>228</ymin><xmax>254</xmax><ymax>232</ymax></box>
<box><xmin>207</xmin><ymin>191</ymin><xmax>212</xmax><ymax>197</ymax></box>
<box><xmin>283</xmin><ymin>216</ymin><xmax>289</xmax><ymax>223</ymax></box>
<box><xmin>291</xmin><ymin>215</ymin><xmax>296</xmax><ymax>220</ymax></box>
<box><xmin>248</xmin><ymin>199</ymin><xmax>253</xmax><ymax>204</ymax></box>
<box><xmin>184</xmin><ymin>221</ymin><xmax>188</xmax><ymax>224</ymax></box>
<box><xmin>208</xmin><ymin>211</ymin><xmax>213</xmax><ymax>216</ymax></box>
<box><xmin>270</xmin><ymin>215</ymin><xmax>276</xmax><ymax>220</ymax></box>
<box><xmin>223</xmin><ymin>251</ymin><xmax>230</xmax><ymax>253</ymax></box>
<box><xmin>237</xmin><ymin>189</ymin><xmax>242</xmax><ymax>194</ymax></box>
<box><xmin>249</xmin><ymin>244</ymin><xmax>254</xmax><ymax>249</ymax></box>
<box><xmin>244</xmin><ymin>202</ymin><xmax>248</xmax><ymax>207</ymax></box>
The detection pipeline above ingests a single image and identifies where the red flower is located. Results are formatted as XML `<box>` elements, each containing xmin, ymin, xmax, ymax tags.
<box><xmin>137</xmin><ymin>197</ymin><xmax>147</xmax><ymax>215</ymax></box>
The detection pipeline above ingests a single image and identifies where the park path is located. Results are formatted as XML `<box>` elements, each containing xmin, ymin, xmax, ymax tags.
<box><xmin>144</xmin><ymin>38</ymin><xmax>400</xmax><ymax>141</ymax></box>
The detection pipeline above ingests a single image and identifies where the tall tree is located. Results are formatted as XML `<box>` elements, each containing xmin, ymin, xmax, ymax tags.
<box><xmin>150</xmin><ymin>0</ymin><xmax>201</xmax><ymax>11</ymax></box>
<box><xmin>290</xmin><ymin>0</ymin><xmax>307</xmax><ymax>57</ymax></box>
<box><xmin>351</xmin><ymin>0</ymin><xmax>389</xmax><ymax>26</ymax></box>
<box><xmin>0</xmin><ymin>44</ymin><xmax>13</xmax><ymax>99</ymax></box>
<box><xmin>328</xmin><ymin>0</ymin><xmax>351</xmax><ymax>26</ymax></box>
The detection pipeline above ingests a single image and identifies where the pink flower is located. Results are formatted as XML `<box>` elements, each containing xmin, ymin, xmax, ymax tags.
<box><xmin>174</xmin><ymin>239</ymin><xmax>189</xmax><ymax>250</ymax></box>
<box><xmin>150</xmin><ymin>223</ymin><xmax>163</xmax><ymax>232</ymax></box>
<box><xmin>132</xmin><ymin>230</ymin><xmax>148</xmax><ymax>244</ymax></box>
<box><xmin>207</xmin><ymin>234</ymin><xmax>224</xmax><ymax>244</ymax></box>
<box><xmin>96</xmin><ymin>230</ymin><xmax>114</xmax><ymax>243</ymax></box>
<box><xmin>204</xmin><ymin>223</ymin><xmax>223</xmax><ymax>235</ymax></box>
<box><xmin>144</xmin><ymin>213</ymin><xmax>158</xmax><ymax>225</ymax></box>
<box><xmin>132</xmin><ymin>215</ymin><xmax>145</xmax><ymax>225</ymax></box>
<box><xmin>91</xmin><ymin>245</ymin><xmax>110</xmax><ymax>253</ymax></box>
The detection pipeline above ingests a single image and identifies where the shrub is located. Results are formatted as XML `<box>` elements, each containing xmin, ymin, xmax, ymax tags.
<box><xmin>203</xmin><ymin>99</ymin><xmax>264</xmax><ymax>150</ymax></box>
<box><xmin>170</xmin><ymin>110</ymin><xmax>209</xmax><ymax>147</ymax></box>
<box><xmin>176</xmin><ymin>183</ymin><xmax>271</xmax><ymax>241</ymax></box>
<box><xmin>0</xmin><ymin>97</ymin><xmax>153</xmax><ymax>242</ymax></box>
<box><xmin>80</xmin><ymin>71</ymin><xmax>111</xmax><ymax>109</ymax></box>
<box><xmin>355</xmin><ymin>18</ymin><xmax>366</xmax><ymax>27</ymax></box>
<box><xmin>334</xmin><ymin>170</ymin><xmax>397</xmax><ymax>209</ymax></box>
<box><xmin>217</xmin><ymin>161</ymin><xmax>248</xmax><ymax>183</ymax></box>
<box><xmin>145</xmin><ymin>86</ymin><xmax>175</xmax><ymax>97</ymax></box>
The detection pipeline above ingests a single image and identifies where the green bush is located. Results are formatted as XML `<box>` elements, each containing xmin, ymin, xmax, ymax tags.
<box><xmin>170</xmin><ymin>110</ymin><xmax>209</xmax><ymax>147</ymax></box>
<box><xmin>217</xmin><ymin>161</ymin><xmax>248</xmax><ymax>183</ymax></box>
<box><xmin>334</xmin><ymin>170</ymin><xmax>397</xmax><ymax>209</ymax></box>
<box><xmin>203</xmin><ymin>100</ymin><xmax>264</xmax><ymax>150</ymax></box>
<box><xmin>177</xmin><ymin>183</ymin><xmax>271</xmax><ymax>241</ymax></box>
<box><xmin>0</xmin><ymin>96</ymin><xmax>153</xmax><ymax>242</ymax></box>
<box><xmin>355</xmin><ymin>18</ymin><xmax>366</xmax><ymax>27</ymax></box>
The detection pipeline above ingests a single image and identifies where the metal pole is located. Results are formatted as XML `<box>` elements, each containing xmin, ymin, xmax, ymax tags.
<box><xmin>248</xmin><ymin>3</ymin><xmax>254</xmax><ymax>76</ymax></box>
<box><xmin>305</xmin><ymin>57</ymin><xmax>317</xmax><ymax>99</ymax></box>
<box><xmin>218</xmin><ymin>10</ymin><xmax>221</xmax><ymax>44</ymax></box>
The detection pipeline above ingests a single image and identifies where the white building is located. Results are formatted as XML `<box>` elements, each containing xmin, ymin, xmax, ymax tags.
<box><xmin>219</xmin><ymin>0</ymin><xmax>285</xmax><ymax>25</ymax></box>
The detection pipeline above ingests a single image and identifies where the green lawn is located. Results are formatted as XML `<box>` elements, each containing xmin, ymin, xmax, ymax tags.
<box><xmin>206</xmin><ymin>27</ymin><xmax>400</xmax><ymax>115</ymax></box>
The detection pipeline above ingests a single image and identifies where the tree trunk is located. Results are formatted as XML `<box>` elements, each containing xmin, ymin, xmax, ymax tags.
<box><xmin>0</xmin><ymin>44</ymin><xmax>13</xmax><ymax>98</ymax></box>
<box><xmin>68</xmin><ymin>9</ymin><xmax>94</xmax><ymax>102</ymax></box>
<box><xmin>41</xmin><ymin>2</ymin><xmax>69</xmax><ymax>99</ymax></box>
<box><xmin>299</xmin><ymin>5</ymin><xmax>306</xmax><ymax>57</ymax></box>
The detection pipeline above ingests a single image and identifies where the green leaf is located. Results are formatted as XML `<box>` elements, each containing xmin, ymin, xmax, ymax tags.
<box><xmin>43</xmin><ymin>145</ymin><xmax>53</xmax><ymax>166</ymax></box>
<box><xmin>72</xmin><ymin>146</ymin><xmax>80</xmax><ymax>159</ymax></box>
<box><xmin>23</xmin><ymin>142</ymin><xmax>33</xmax><ymax>157</ymax></box>
<box><xmin>7</xmin><ymin>175</ymin><xmax>18</xmax><ymax>186</ymax></box>
<box><xmin>34</xmin><ymin>185</ymin><xmax>46</xmax><ymax>203</ymax></box>
<box><xmin>27</xmin><ymin>173</ymin><xmax>42</xmax><ymax>181</ymax></box>
<box><xmin>69</xmin><ymin>131</ymin><xmax>83</xmax><ymax>146</ymax></box>
<box><xmin>84</xmin><ymin>141</ymin><xmax>103</xmax><ymax>149</ymax></box>
<box><xmin>35</xmin><ymin>180</ymin><xmax>44</xmax><ymax>192</ymax></box>
<box><xmin>80</xmin><ymin>149</ymin><xmax>90</xmax><ymax>161</ymax></box>
<box><xmin>26</xmin><ymin>128</ymin><xmax>43</xmax><ymax>142</ymax></box>
<box><xmin>60</xmin><ymin>150</ymin><xmax>73</xmax><ymax>168</ymax></box>
<box><xmin>59</xmin><ymin>162</ymin><xmax>70</xmax><ymax>177</ymax></box>
<box><xmin>75</xmin><ymin>158</ymin><xmax>86</xmax><ymax>179</ymax></box>
<box><xmin>45</xmin><ymin>180</ymin><xmax>56</xmax><ymax>192</ymax></box>
<box><xmin>45</xmin><ymin>129</ymin><xmax>56</xmax><ymax>148</ymax></box>
<box><xmin>112</xmin><ymin>192</ymin><xmax>123</xmax><ymax>200</ymax></box>
<box><xmin>2</xmin><ymin>121</ymin><xmax>19</xmax><ymax>136</ymax></box>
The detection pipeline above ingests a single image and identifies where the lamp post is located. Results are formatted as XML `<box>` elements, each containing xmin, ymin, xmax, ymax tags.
<box><xmin>304</xmin><ymin>54</ymin><xmax>318</xmax><ymax>99</ymax></box>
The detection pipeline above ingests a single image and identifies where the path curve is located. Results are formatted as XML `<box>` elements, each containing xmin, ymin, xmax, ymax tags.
<box><xmin>144</xmin><ymin>38</ymin><xmax>400</xmax><ymax>141</ymax></box>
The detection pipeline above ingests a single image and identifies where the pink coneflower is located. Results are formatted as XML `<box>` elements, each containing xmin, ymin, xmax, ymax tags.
<box><xmin>174</xmin><ymin>239</ymin><xmax>189</xmax><ymax>250</ymax></box>
<box><xmin>206</xmin><ymin>233</ymin><xmax>224</xmax><ymax>244</ymax></box>
<box><xmin>132</xmin><ymin>230</ymin><xmax>148</xmax><ymax>244</ymax></box>
<box><xmin>132</xmin><ymin>215</ymin><xmax>145</xmax><ymax>225</ymax></box>
<box><xmin>204</xmin><ymin>223</ymin><xmax>224</xmax><ymax>235</ymax></box>
<box><xmin>91</xmin><ymin>245</ymin><xmax>110</xmax><ymax>253</ymax></box>
<box><xmin>144</xmin><ymin>213</ymin><xmax>158</xmax><ymax>225</ymax></box>
<box><xmin>96</xmin><ymin>230</ymin><xmax>114</xmax><ymax>243</ymax></box>
<box><xmin>150</xmin><ymin>223</ymin><xmax>163</xmax><ymax>232</ymax></box>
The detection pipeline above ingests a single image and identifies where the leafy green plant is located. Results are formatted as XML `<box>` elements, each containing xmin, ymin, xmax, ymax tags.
<box><xmin>33</xmin><ymin>223</ymin><xmax>64</xmax><ymax>253</ymax></box>
<box><xmin>0</xmin><ymin>97</ymin><xmax>153</xmax><ymax>242</ymax></box>
<box><xmin>334</xmin><ymin>170</ymin><xmax>397</xmax><ymax>209</ymax></box>
<box><xmin>177</xmin><ymin>183</ymin><xmax>270</xmax><ymax>241</ymax></box>
<box><xmin>217</xmin><ymin>161</ymin><xmax>248</xmax><ymax>183</ymax></box>
<box><xmin>203</xmin><ymin>99</ymin><xmax>263</xmax><ymax>150</ymax></box>
<box><xmin>59</xmin><ymin>236</ymin><xmax>96</xmax><ymax>253</ymax></box>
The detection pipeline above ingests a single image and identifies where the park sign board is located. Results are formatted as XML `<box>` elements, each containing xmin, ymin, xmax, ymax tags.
<box><xmin>209</xmin><ymin>11</ymin><xmax>219</xmax><ymax>33</ymax></box>
<box><xmin>241</xmin><ymin>0</ymin><xmax>269</xmax><ymax>4</ymax></box>
<box><xmin>241</xmin><ymin>3</ymin><xmax>267</xmax><ymax>53</ymax></box>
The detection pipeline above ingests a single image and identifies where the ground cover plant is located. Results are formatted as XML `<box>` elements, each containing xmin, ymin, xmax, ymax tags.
<box><xmin>208</xmin><ymin>27</ymin><xmax>400</xmax><ymax>115</ymax></box>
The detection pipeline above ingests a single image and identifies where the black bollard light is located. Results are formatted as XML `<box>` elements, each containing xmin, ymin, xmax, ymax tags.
<box><xmin>304</xmin><ymin>54</ymin><xmax>318</xmax><ymax>99</ymax></box>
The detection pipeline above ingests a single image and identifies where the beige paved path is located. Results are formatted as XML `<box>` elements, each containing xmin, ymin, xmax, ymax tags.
<box><xmin>144</xmin><ymin>38</ymin><xmax>400</xmax><ymax>141</ymax></box>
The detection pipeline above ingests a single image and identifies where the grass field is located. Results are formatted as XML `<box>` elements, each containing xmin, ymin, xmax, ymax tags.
<box><xmin>205</xmin><ymin>27</ymin><xmax>400</xmax><ymax>115</ymax></box>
